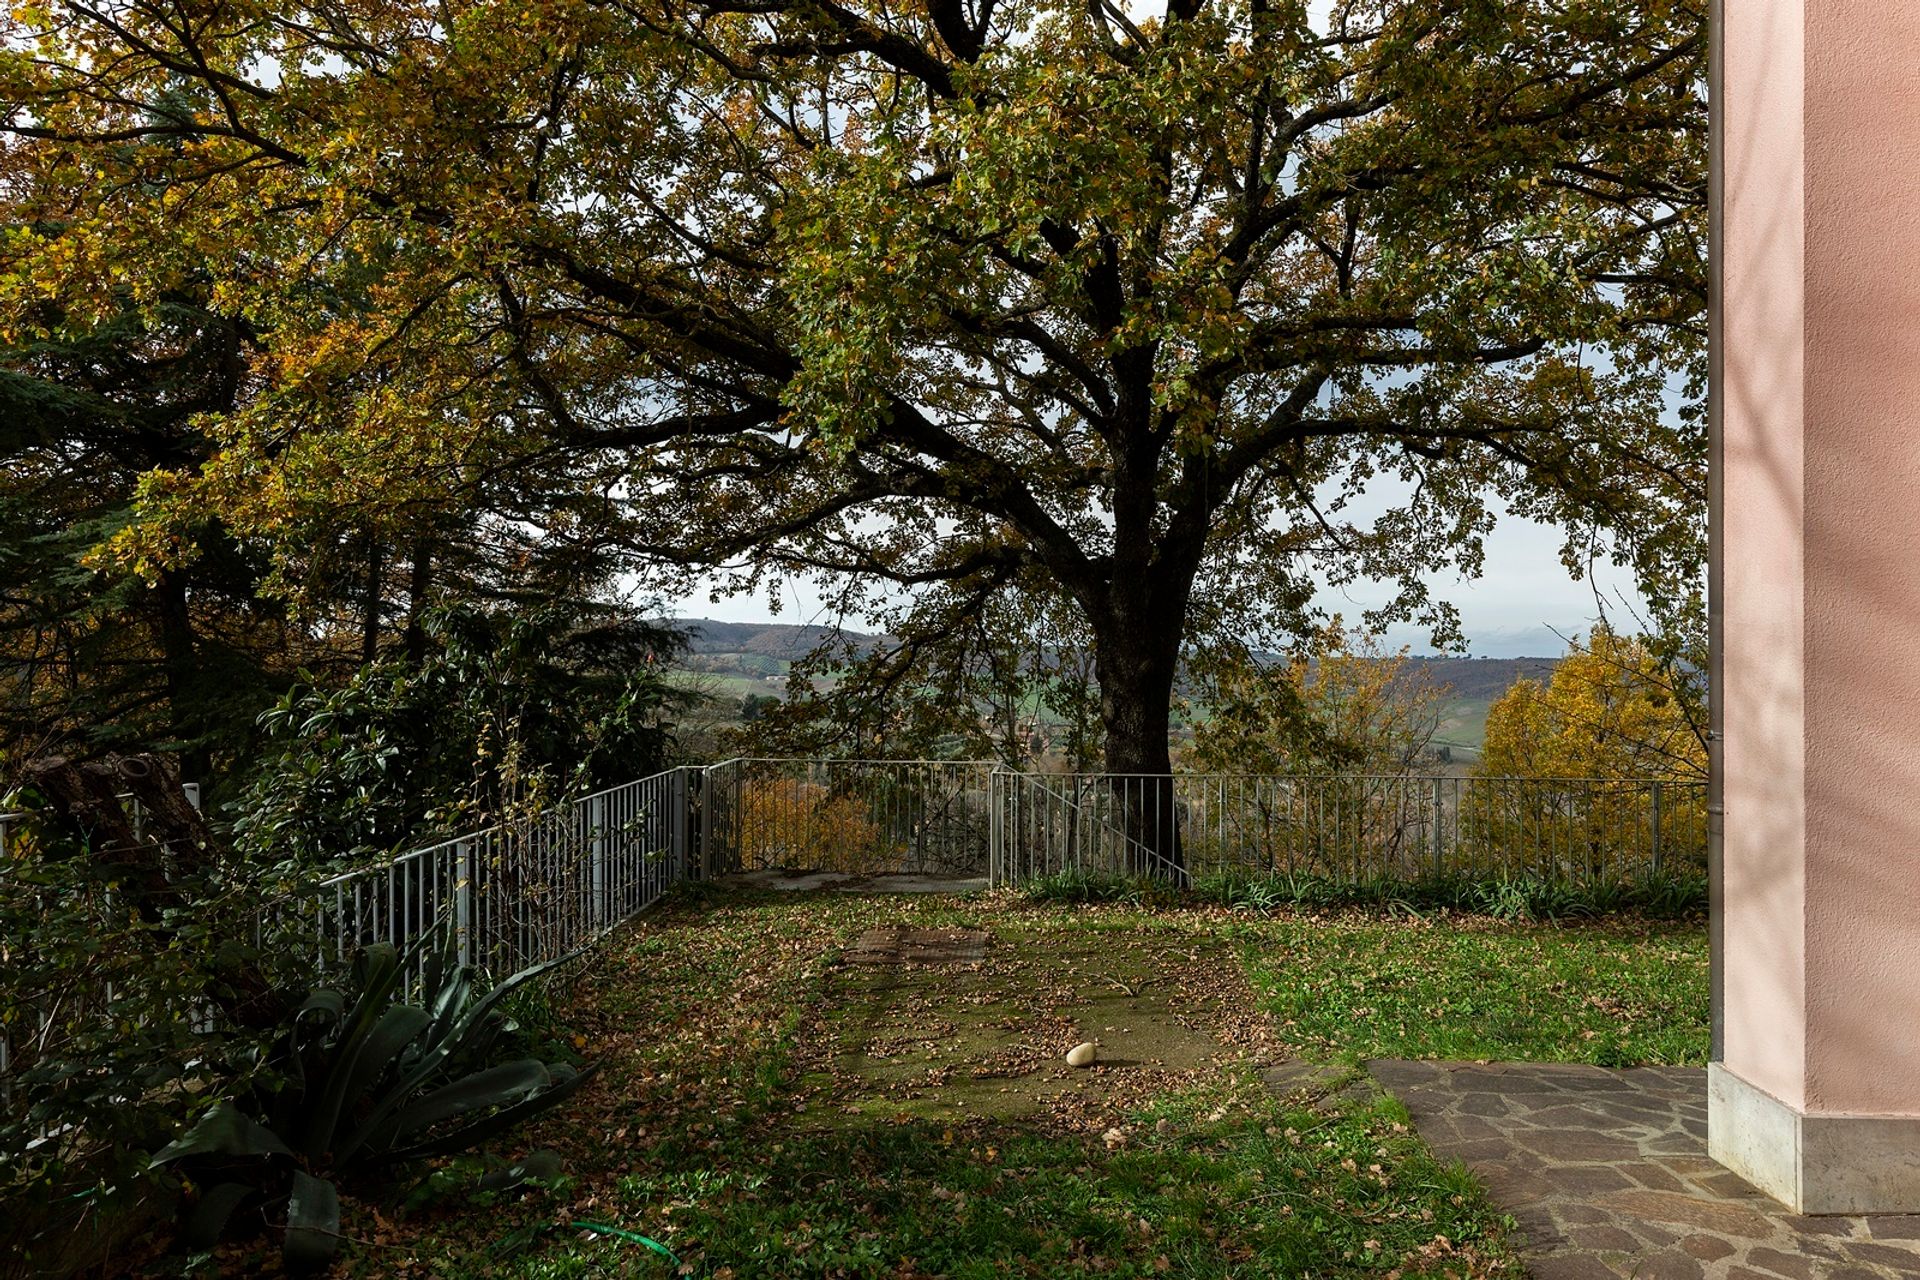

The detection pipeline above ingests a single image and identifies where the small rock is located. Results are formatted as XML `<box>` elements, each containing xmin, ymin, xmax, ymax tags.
<box><xmin>1065</xmin><ymin>1041</ymin><xmax>1099</xmax><ymax>1067</ymax></box>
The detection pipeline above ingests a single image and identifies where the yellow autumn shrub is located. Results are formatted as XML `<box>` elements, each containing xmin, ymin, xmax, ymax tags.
<box><xmin>1469</xmin><ymin>628</ymin><xmax>1706</xmax><ymax>877</ymax></box>
<box><xmin>737</xmin><ymin>778</ymin><xmax>885</xmax><ymax>873</ymax></box>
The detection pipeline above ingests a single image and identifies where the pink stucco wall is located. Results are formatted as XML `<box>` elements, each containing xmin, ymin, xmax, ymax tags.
<box><xmin>1723</xmin><ymin>0</ymin><xmax>1920</xmax><ymax>1116</ymax></box>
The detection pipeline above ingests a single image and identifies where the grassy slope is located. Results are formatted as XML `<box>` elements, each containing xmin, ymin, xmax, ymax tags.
<box><xmin>298</xmin><ymin>892</ymin><xmax>1705</xmax><ymax>1280</ymax></box>
<box><xmin>1432</xmin><ymin>695</ymin><xmax>1495</xmax><ymax>757</ymax></box>
<box><xmin>339</xmin><ymin>892</ymin><xmax>1543</xmax><ymax>1280</ymax></box>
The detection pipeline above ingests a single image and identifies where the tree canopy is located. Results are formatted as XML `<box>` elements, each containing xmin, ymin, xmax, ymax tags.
<box><xmin>0</xmin><ymin>296</ymin><xmax>272</xmax><ymax>777</ymax></box>
<box><xmin>2</xmin><ymin>0</ymin><xmax>1707</xmax><ymax>865</ymax></box>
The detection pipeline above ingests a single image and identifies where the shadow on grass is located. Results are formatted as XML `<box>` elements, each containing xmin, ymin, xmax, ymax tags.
<box><xmin>312</xmin><ymin>889</ymin><xmax>1586</xmax><ymax>1279</ymax></box>
<box><xmin>476</xmin><ymin>1091</ymin><xmax>1512</xmax><ymax>1280</ymax></box>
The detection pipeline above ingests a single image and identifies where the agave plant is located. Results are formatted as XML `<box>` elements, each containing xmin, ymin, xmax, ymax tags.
<box><xmin>153</xmin><ymin>934</ymin><xmax>597</xmax><ymax>1270</ymax></box>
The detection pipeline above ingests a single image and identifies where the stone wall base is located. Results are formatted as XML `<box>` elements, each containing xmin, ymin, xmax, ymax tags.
<box><xmin>1710</xmin><ymin>1063</ymin><xmax>1920</xmax><ymax>1214</ymax></box>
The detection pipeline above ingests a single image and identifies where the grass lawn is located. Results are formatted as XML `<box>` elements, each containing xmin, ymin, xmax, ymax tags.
<box><xmin>1241</xmin><ymin>914</ymin><xmax>1709</xmax><ymax>1067</ymax></box>
<box><xmin>285</xmin><ymin>888</ymin><xmax>1705</xmax><ymax>1279</ymax></box>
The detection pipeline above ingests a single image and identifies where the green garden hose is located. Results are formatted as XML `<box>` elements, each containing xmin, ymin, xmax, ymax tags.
<box><xmin>489</xmin><ymin>1218</ymin><xmax>682</xmax><ymax>1267</ymax></box>
<box><xmin>565</xmin><ymin>1220</ymin><xmax>683</xmax><ymax>1267</ymax></box>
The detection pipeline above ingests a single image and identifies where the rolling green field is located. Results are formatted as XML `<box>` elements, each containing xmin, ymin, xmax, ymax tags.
<box><xmin>1432</xmin><ymin>695</ymin><xmax>1495</xmax><ymax>759</ymax></box>
<box><xmin>674</xmin><ymin>620</ymin><xmax>1541</xmax><ymax>759</ymax></box>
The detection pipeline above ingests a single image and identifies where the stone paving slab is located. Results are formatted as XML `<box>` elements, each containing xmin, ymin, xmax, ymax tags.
<box><xmin>844</xmin><ymin>925</ymin><xmax>990</xmax><ymax>965</ymax></box>
<box><xmin>715</xmin><ymin>869</ymin><xmax>989</xmax><ymax>894</ymax></box>
<box><xmin>1367</xmin><ymin>1060</ymin><xmax>1920</xmax><ymax>1279</ymax></box>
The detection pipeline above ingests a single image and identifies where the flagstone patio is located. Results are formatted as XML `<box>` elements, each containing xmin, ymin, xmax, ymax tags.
<box><xmin>1367</xmin><ymin>1060</ymin><xmax>1920</xmax><ymax>1279</ymax></box>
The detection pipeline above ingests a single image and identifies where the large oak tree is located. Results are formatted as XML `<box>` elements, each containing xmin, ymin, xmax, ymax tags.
<box><xmin>2</xmin><ymin>0</ymin><xmax>1705</xmax><ymax>866</ymax></box>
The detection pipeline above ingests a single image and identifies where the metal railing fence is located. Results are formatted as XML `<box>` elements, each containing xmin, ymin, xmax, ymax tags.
<box><xmin>987</xmin><ymin>772</ymin><xmax>1709</xmax><ymax>886</ymax></box>
<box><xmin>2</xmin><ymin>769</ymin><xmax>697</xmax><ymax>1113</ymax></box>
<box><xmin>311</xmin><ymin>766</ymin><xmax>700</xmax><ymax>975</ymax></box>
<box><xmin>3</xmin><ymin>760</ymin><xmax>1708</xmax><ymax>1107</ymax></box>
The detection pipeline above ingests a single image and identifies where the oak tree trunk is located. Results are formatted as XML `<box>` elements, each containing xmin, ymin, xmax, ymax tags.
<box><xmin>1092</xmin><ymin>586</ymin><xmax>1188</xmax><ymax>882</ymax></box>
<box><xmin>154</xmin><ymin>570</ymin><xmax>209</xmax><ymax>781</ymax></box>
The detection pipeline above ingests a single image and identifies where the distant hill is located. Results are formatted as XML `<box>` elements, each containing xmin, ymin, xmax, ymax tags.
<box><xmin>1412</xmin><ymin>656</ymin><xmax>1559</xmax><ymax>757</ymax></box>
<box><xmin>674</xmin><ymin>618</ymin><xmax>886</xmax><ymax>661</ymax></box>
<box><xmin>1408</xmin><ymin>655</ymin><xmax>1559</xmax><ymax>701</ymax></box>
<box><xmin>670</xmin><ymin>618</ymin><xmax>1558</xmax><ymax>751</ymax></box>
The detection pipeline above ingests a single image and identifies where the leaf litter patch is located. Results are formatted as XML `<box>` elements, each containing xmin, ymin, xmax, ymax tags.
<box><xmin>337</xmin><ymin>890</ymin><xmax>1520</xmax><ymax>1279</ymax></box>
<box><xmin>800</xmin><ymin>917</ymin><xmax>1281</xmax><ymax>1133</ymax></box>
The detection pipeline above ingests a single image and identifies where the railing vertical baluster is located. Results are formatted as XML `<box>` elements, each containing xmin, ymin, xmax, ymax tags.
<box><xmin>1650</xmin><ymin>780</ymin><xmax>1664</xmax><ymax>875</ymax></box>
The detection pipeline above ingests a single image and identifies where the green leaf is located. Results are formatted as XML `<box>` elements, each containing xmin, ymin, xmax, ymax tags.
<box><xmin>306</xmin><ymin>1002</ymin><xmax>432</xmax><ymax>1165</ymax></box>
<box><xmin>297</xmin><ymin>989</ymin><xmax>346</xmax><ymax>1025</ymax></box>
<box><xmin>152</xmin><ymin>1101</ymin><xmax>293</xmax><ymax>1166</ymax></box>
<box><xmin>388</xmin><ymin>948</ymin><xmax>581</xmax><ymax>1100</ymax></box>
<box><xmin>282</xmin><ymin>1170</ymin><xmax>340</xmax><ymax>1272</ymax></box>
<box><xmin>388</xmin><ymin>1059</ymin><xmax>552</xmax><ymax>1139</ymax></box>
<box><xmin>394</xmin><ymin>1061</ymin><xmax>600</xmax><ymax>1161</ymax></box>
<box><xmin>348</xmin><ymin>942</ymin><xmax>404</xmax><ymax>1015</ymax></box>
<box><xmin>421</xmin><ymin>960</ymin><xmax>476</xmax><ymax>1050</ymax></box>
<box><xmin>182</xmin><ymin>1181</ymin><xmax>254</xmax><ymax>1247</ymax></box>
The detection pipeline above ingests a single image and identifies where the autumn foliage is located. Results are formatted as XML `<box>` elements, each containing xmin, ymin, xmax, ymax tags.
<box><xmin>735</xmin><ymin>778</ymin><xmax>884</xmax><ymax>874</ymax></box>
<box><xmin>1479</xmin><ymin>629</ymin><xmax>1706</xmax><ymax>785</ymax></box>
<box><xmin>1185</xmin><ymin>624</ymin><xmax>1447</xmax><ymax>777</ymax></box>
<box><xmin>1467</xmin><ymin>629</ymin><xmax>1707</xmax><ymax>877</ymax></box>
<box><xmin>0</xmin><ymin>0</ymin><xmax>1706</xmax><ymax>797</ymax></box>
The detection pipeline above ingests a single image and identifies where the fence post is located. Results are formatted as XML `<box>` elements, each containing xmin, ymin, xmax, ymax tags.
<box><xmin>988</xmin><ymin>771</ymin><xmax>1003</xmax><ymax>888</ymax></box>
<box><xmin>588</xmin><ymin>794</ymin><xmax>608</xmax><ymax>929</ymax></box>
<box><xmin>697</xmin><ymin>764</ymin><xmax>722</xmax><ymax>880</ymax></box>
<box><xmin>694</xmin><ymin>767</ymin><xmax>709</xmax><ymax>881</ymax></box>
<box><xmin>703</xmin><ymin>766</ymin><xmax>715</xmax><ymax>880</ymax></box>
<box><xmin>733</xmin><ymin>765</ymin><xmax>743</xmax><ymax>875</ymax></box>
<box><xmin>1432</xmin><ymin>776</ymin><xmax>1446</xmax><ymax>877</ymax></box>
<box><xmin>455</xmin><ymin>839</ymin><xmax>473</xmax><ymax>969</ymax></box>
<box><xmin>669</xmin><ymin>768</ymin><xmax>692</xmax><ymax>881</ymax></box>
<box><xmin>1650</xmin><ymin>781</ymin><xmax>1664</xmax><ymax>874</ymax></box>
<box><xmin>684</xmin><ymin>768</ymin><xmax>702</xmax><ymax>887</ymax></box>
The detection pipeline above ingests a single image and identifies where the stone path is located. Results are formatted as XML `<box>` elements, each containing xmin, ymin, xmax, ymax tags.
<box><xmin>1365</xmin><ymin>1061</ymin><xmax>1920</xmax><ymax>1279</ymax></box>
<box><xmin>716</xmin><ymin>869</ymin><xmax>989</xmax><ymax>894</ymax></box>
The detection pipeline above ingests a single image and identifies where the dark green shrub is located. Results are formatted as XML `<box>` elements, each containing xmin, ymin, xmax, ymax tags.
<box><xmin>233</xmin><ymin>602</ymin><xmax>686</xmax><ymax>870</ymax></box>
<box><xmin>0</xmin><ymin>796</ymin><xmax>303</xmax><ymax>1272</ymax></box>
<box><xmin>153</xmin><ymin>935</ymin><xmax>596</xmax><ymax>1271</ymax></box>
